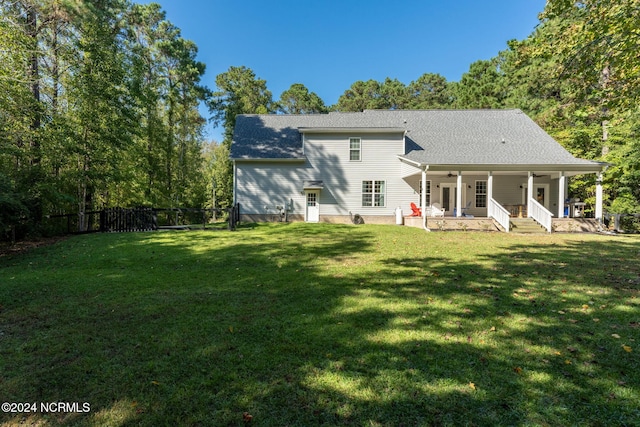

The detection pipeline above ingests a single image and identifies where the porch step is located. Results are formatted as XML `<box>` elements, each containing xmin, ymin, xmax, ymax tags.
<box><xmin>510</xmin><ymin>218</ymin><xmax>548</xmax><ymax>234</ymax></box>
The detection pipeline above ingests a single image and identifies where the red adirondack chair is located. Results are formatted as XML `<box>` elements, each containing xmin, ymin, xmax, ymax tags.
<box><xmin>410</xmin><ymin>202</ymin><xmax>422</xmax><ymax>216</ymax></box>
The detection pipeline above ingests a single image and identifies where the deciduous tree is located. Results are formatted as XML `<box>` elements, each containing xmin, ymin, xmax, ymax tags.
<box><xmin>542</xmin><ymin>0</ymin><xmax>640</xmax><ymax>109</ymax></box>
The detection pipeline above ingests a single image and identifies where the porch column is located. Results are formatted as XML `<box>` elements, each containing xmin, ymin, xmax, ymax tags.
<box><xmin>527</xmin><ymin>172</ymin><xmax>534</xmax><ymax>218</ymax></box>
<box><xmin>487</xmin><ymin>171</ymin><xmax>493</xmax><ymax>202</ymax></box>
<box><xmin>558</xmin><ymin>172</ymin><xmax>566</xmax><ymax>218</ymax></box>
<box><xmin>421</xmin><ymin>166</ymin><xmax>428</xmax><ymax>219</ymax></box>
<box><xmin>595</xmin><ymin>171</ymin><xmax>603</xmax><ymax>223</ymax></box>
<box><xmin>487</xmin><ymin>171</ymin><xmax>493</xmax><ymax>216</ymax></box>
<box><xmin>455</xmin><ymin>171</ymin><xmax>462</xmax><ymax>217</ymax></box>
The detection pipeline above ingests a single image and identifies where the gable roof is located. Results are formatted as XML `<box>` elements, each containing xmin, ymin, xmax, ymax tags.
<box><xmin>231</xmin><ymin>109</ymin><xmax>605</xmax><ymax>171</ymax></box>
<box><xmin>230</xmin><ymin>115</ymin><xmax>307</xmax><ymax>160</ymax></box>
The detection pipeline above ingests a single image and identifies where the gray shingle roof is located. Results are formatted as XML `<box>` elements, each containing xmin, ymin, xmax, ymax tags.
<box><xmin>231</xmin><ymin>109</ymin><xmax>603</xmax><ymax>168</ymax></box>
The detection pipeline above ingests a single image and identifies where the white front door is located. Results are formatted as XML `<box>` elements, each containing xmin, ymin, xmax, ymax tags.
<box><xmin>305</xmin><ymin>191</ymin><xmax>319</xmax><ymax>222</ymax></box>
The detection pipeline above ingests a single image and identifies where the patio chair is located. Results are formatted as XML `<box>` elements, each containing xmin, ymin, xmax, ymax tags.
<box><xmin>409</xmin><ymin>202</ymin><xmax>422</xmax><ymax>216</ymax></box>
<box><xmin>460</xmin><ymin>201</ymin><xmax>473</xmax><ymax>217</ymax></box>
<box><xmin>430</xmin><ymin>203</ymin><xmax>445</xmax><ymax>217</ymax></box>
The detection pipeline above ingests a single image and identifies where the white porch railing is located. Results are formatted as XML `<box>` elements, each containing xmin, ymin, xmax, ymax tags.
<box><xmin>529</xmin><ymin>199</ymin><xmax>554</xmax><ymax>232</ymax></box>
<box><xmin>488</xmin><ymin>198</ymin><xmax>511</xmax><ymax>232</ymax></box>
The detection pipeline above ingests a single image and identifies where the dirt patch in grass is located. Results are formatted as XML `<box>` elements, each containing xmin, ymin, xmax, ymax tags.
<box><xmin>0</xmin><ymin>236</ymin><xmax>68</xmax><ymax>258</ymax></box>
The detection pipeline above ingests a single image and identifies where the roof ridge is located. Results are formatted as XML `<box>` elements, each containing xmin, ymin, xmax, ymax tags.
<box><xmin>238</xmin><ymin>109</ymin><xmax>524</xmax><ymax>119</ymax></box>
<box><xmin>362</xmin><ymin>108</ymin><xmax>522</xmax><ymax>113</ymax></box>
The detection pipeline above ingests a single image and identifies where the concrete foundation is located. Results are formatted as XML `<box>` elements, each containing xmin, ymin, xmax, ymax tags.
<box><xmin>240</xmin><ymin>214</ymin><xmax>396</xmax><ymax>225</ymax></box>
<box><xmin>552</xmin><ymin>218</ymin><xmax>600</xmax><ymax>233</ymax></box>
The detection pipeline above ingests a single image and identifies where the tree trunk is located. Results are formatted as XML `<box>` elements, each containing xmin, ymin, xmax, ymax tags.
<box><xmin>78</xmin><ymin>128</ymin><xmax>91</xmax><ymax>232</ymax></box>
<box><xmin>27</xmin><ymin>7</ymin><xmax>42</xmax><ymax>223</ymax></box>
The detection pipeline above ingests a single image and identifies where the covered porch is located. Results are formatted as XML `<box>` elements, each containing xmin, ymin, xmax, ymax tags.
<box><xmin>399</xmin><ymin>163</ymin><xmax>607</xmax><ymax>233</ymax></box>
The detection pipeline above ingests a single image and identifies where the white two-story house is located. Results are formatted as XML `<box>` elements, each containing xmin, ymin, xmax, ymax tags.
<box><xmin>230</xmin><ymin>110</ymin><xmax>607</xmax><ymax>232</ymax></box>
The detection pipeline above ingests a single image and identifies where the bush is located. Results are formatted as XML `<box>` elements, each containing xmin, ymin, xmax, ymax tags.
<box><xmin>0</xmin><ymin>174</ymin><xmax>29</xmax><ymax>242</ymax></box>
<box><xmin>609</xmin><ymin>194</ymin><xmax>640</xmax><ymax>214</ymax></box>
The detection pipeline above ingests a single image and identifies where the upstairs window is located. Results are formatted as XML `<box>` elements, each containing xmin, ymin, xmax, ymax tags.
<box><xmin>349</xmin><ymin>137</ymin><xmax>361</xmax><ymax>161</ymax></box>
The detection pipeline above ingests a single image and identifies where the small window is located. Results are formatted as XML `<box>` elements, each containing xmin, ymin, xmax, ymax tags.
<box><xmin>349</xmin><ymin>137</ymin><xmax>361</xmax><ymax>161</ymax></box>
<box><xmin>475</xmin><ymin>180</ymin><xmax>487</xmax><ymax>208</ymax></box>
<box><xmin>419</xmin><ymin>180</ymin><xmax>431</xmax><ymax>206</ymax></box>
<box><xmin>307</xmin><ymin>192</ymin><xmax>317</xmax><ymax>207</ymax></box>
<box><xmin>362</xmin><ymin>180</ymin><xmax>385</xmax><ymax>207</ymax></box>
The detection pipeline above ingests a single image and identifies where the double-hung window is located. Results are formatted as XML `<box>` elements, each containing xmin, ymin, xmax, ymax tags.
<box><xmin>419</xmin><ymin>180</ymin><xmax>431</xmax><ymax>206</ymax></box>
<box><xmin>475</xmin><ymin>180</ymin><xmax>487</xmax><ymax>208</ymax></box>
<box><xmin>349</xmin><ymin>137</ymin><xmax>361</xmax><ymax>161</ymax></box>
<box><xmin>362</xmin><ymin>180</ymin><xmax>385</xmax><ymax>207</ymax></box>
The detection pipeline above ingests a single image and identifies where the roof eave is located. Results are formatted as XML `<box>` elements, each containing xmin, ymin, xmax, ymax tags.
<box><xmin>299</xmin><ymin>127</ymin><xmax>405</xmax><ymax>134</ymax></box>
<box><xmin>231</xmin><ymin>157</ymin><xmax>307</xmax><ymax>163</ymax></box>
<box><xmin>397</xmin><ymin>157</ymin><xmax>609</xmax><ymax>173</ymax></box>
<box><xmin>427</xmin><ymin>164</ymin><xmax>608</xmax><ymax>172</ymax></box>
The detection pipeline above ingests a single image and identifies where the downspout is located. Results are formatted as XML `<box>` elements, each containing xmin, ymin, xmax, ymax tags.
<box><xmin>422</xmin><ymin>165</ymin><xmax>430</xmax><ymax>232</ymax></box>
<box><xmin>423</xmin><ymin>211</ymin><xmax>430</xmax><ymax>232</ymax></box>
<box><xmin>232</xmin><ymin>160</ymin><xmax>237</xmax><ymax>206</ymax></box>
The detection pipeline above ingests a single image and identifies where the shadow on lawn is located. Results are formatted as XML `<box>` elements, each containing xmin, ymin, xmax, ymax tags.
<box><xmin>1</xmin><ymin>227</ymin><xmax>639</xmax><ymax>426</ymax></box>
<box><xmin>277</xmin><ymin>237</ymin><xmax>640</xmax><ymax>426</ymax></box>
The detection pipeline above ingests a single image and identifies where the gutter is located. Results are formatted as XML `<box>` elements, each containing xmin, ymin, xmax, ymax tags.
<box><xmin>231</xmin><ymin>157</ymin><xmax>306</xmax><ymax>163</ymax></box>
<box><xmin>422</xmin><ymin>165</ymin><xmax>431</xmax><ymax>233</ymax></box>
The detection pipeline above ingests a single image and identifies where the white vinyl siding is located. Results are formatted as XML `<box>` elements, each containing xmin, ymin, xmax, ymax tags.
<box><xmin>235</xmin><ymin>163</ymin><xmax>307</xmax><ymax>214</ymax></box>
<box><xmin>302</xmin><ymin>133</ymin><xmax>409</xmax><ymax>215</ymax></box>
<box><xmin>236</xmin><ymin>132</ymin><xmax>414</xmax><ymax>216</ymax></box>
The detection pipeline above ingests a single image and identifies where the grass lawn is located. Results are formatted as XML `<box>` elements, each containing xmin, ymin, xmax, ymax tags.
<box><xmin>1</xmin><ymin>224</ymin><xmax>639</xmax><ymax>426</ymax></box>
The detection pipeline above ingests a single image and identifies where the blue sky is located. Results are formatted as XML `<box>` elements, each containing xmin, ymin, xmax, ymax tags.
<box><xmin>135</xmin><ymin>0</ymin><xmax>547</xmax><ymax>142</ymax></box>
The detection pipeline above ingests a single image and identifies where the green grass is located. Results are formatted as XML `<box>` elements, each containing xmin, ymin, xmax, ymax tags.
<box><xmin>1</xmin><ymin>224</ymin><xmax>639</xmax><ymax>426</ymax></box>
